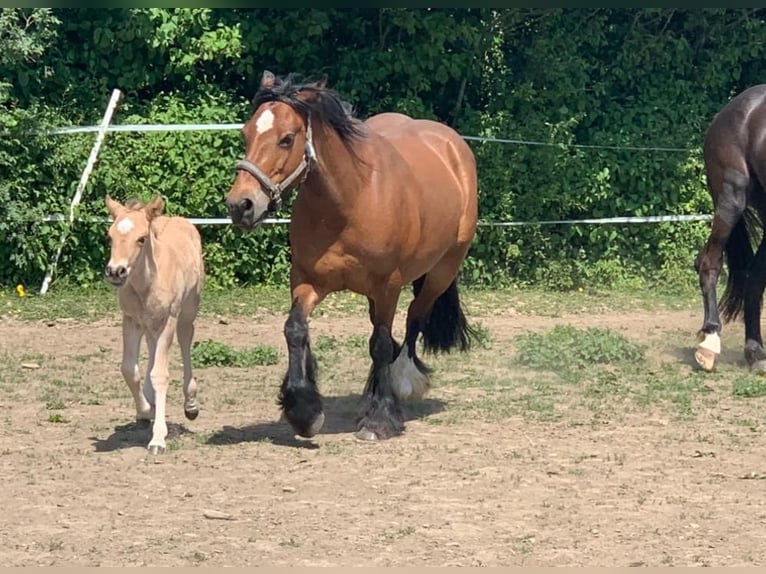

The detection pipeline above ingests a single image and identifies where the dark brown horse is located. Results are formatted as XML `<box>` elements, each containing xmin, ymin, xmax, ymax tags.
<box><xmin>225</xmin><ymin>71</ymin><xmax>478</xmax><ymax>440</ymax></box>
<box><xmin>695</xmin><ymin>84</ymin><xmax>766</xmax><ymax>372</ymax></box>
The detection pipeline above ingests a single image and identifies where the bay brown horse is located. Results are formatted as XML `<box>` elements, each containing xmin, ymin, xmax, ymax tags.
<box><xmin>225</xmin><ymin>71</ymin><xmax>478</xmax><ymax>441</ymax></box>
<box><xmin>695</xmin><ymin>84</ymin><xmax>766</xmax><ymax>372</ymax></box>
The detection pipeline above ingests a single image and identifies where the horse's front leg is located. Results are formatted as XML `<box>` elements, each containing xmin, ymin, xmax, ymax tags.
<box><xmin>146</xmin><ymin>317</ymin><xmax>177</xmax><ymax>455</ymax></box>
<box><xmin>279</xmin><ymin>283</ymin><xmax>325</xmax><ymax>438</ymax></box>
<box><xmin>356</xmin><ymin>288</ymin><xmax>404</xmax><ymax>441</ymax></box>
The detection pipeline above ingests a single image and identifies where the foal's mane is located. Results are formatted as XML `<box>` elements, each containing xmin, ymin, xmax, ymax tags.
<box><xmin>252</xmin><ymin>73</ymin><xmax>365</xmax><ymax>148</ymax></box>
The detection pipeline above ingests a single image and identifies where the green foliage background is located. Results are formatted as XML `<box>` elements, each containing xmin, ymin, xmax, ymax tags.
<box><xmin>2</xmin><ymin>8</ymin><xmax>764</xmax><ymax>291</ymax></box>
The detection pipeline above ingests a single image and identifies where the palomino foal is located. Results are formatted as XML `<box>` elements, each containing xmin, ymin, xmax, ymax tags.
<box><xmin>104</xmin><ymin>195</ymin><xmax>204</xmax><ymax>454</ymax></box>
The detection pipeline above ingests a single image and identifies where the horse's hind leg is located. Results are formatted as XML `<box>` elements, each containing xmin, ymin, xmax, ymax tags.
<box><xmin>694</xmin><ymin>165</ymin><xmax>749</xmax><ymax>371</ymax></box>
<box><xmin>120</xmin><ymin>315</ymin><xmax>153</xmax><ymax>424</ymax></box>
<box><xmin>177</xmin><ymin>307</ymin><xmax>199</xmax><ymax>421</ymax></box>
<box><xmin>356</xmin><ymin>288</ymin><xmax>405</xmax><ymax>441</ymax></box>
<box><xmin>743</xmin><ymin>205</ymin><xmax>766</xmax><ymax>371</ymax></box>
<box><xmin>390</xmin><ymin>254</ymin><xmax>472</xmax><ymax>401</ymax></box>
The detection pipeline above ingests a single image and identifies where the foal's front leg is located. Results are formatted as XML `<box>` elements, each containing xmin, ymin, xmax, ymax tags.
<box><xmin>146</xmin><ymin>317</ymin><xmax>177</xmax><ymax>454</ymax></box>
<box><xmin>279</xmin><ymin>284</ymin><xmax>325</xmax><ymax>438</ymax></box>
<box><xmin>120</xmin><ymin>315</ymin><xmax>153</xmax><ymax>422</ymax></box>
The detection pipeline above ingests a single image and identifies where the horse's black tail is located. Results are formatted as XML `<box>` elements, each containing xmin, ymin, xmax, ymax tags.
<box><xmin>720</xmin><ymin>207</ymin><xmax>761</xmax><ymax>323</ymax></box>
<box><xmin>413</xmin><ymin>276</ymin><xmax>476</xmax><ymax>354</ymax></box>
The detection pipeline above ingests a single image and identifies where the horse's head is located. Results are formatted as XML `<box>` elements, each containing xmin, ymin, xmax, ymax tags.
<box><xmin>226</xmin><ymin>70</ymin><xmax>321</xmax><ymax>231</ymax></box>
<box><xmin>104</xmin><ymin>195</ymin><xmax>164</xmax><ymax>287</ymax></box>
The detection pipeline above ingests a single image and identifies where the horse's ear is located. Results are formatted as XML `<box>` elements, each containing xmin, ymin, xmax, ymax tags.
<box><xmin>295</xmin><ymin>75</ymin><xmax>328</xmax><ymax>103</ymax></box>
<box><xmin>314</xmin><ymin>74</ymin><xmax>328</xmax><ymax>89</ymax></box>
<box><xmin>144</xmin><ymin>195</ymin><xmax>165</xmax><ymax>221</ymax></box>
<box><xmin>260</xmin><ymin>70</ymin><xmax>276</xmax><ymax>89</ymax></box>
<box><xmin>105</xmin><ymin>195</ymin><xmax>124</xmax><ymax>217</ymax></box>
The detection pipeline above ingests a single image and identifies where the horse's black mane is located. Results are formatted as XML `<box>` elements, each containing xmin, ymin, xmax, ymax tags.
<box><xmin>252</xmin><ymin>73</ymin><xmax>365</xmax><ymax>145</ymax></box>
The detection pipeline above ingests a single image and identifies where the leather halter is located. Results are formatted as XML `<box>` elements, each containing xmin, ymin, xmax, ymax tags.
<box><xmin>234</xmin><ymin>113</ymin><xmax>317</xmax><ymax>212</ymax></box>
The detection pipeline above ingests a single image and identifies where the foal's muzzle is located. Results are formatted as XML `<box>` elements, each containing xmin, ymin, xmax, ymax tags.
<box><xmin>105</xmin><ymin>264</ymin><xmax>128</xmax><ymax>287</ymax></box>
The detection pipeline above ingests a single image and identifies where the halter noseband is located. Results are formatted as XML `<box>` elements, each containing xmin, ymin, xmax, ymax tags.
<box><xmin>234</xmin><ymin>113</ymin><xmax>317</xmax><ymax>213</ymax></box>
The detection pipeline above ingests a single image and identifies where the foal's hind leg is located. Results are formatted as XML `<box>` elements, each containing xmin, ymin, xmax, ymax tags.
<box><xmin>177</xmin><ymin>310</ymin><xmax>200</xmax><ymax>420</ymax></box>
<box><xmin>695</xmin><ymin>167</ymin><xmax>748</xmax><ymax>371</ymax></box>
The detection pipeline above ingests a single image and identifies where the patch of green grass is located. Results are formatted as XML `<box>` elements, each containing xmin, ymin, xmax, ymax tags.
<box><xmin>191</xmin><ymin>339</ymin><xmax>279</xmax><ymax>367</ymax></box>
<box><xmin>470</xmin><ymin>321</ymin><xmax>492</xmax><ymax>350</ymax></box>
<box><xmin>514</xmin><ymin>324</ymin><xmax>645</xmax><ymax>371</ymax></box>
<box><xmin>47</xmin><ymin>413</ymin><xmax>69</xmax><ymax>423</ymax></box>
<box><xmin>1</xmin><ymin>284</ymin><xmax>699</xmax><ymax>323</ymax></box>
<box><xmin>314</xmin><ymin>335</ymin><xmax>339</xmax><ymax>353</ymax></box>
<box><xmin>732</xmin><ymin>376</ymin><xmax>766</xmax><ymax>398</ymax></box>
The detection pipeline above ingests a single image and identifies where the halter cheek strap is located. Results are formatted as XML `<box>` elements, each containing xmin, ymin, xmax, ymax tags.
<box><xmin>234</xmin><ymin>114</ymin><xmax>316</xmax><ymax>213</ymax></box>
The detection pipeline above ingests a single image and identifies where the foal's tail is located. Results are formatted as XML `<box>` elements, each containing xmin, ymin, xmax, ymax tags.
<box><xmin>413</xmin><ymin>277</ymin><xmax>476</xmax><ymax>354</ymax></box>
<box><xmin>720</xmin><ymin>207</ymin><xmax>761</xmax><ymax>323</ymax></box>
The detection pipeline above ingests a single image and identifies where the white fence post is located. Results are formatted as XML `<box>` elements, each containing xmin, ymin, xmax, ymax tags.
<box><xmin>39</xmin><ymin>88</ymin><xmax>122</xmax><ymax>295</ymax></box>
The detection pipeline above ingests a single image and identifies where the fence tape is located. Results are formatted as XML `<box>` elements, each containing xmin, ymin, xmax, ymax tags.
<box><xmin>28</xmin><ymin>213</ymin><xmax>712</xmax><ymax>227</ymax></box>
<box><xmin>45</xmin><ymin>122</ymin><xmax>696</xmax><ymax>153</ymax></box>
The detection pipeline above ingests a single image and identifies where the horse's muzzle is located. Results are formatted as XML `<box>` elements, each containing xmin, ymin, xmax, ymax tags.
<box><xmin>226</xmin><ymin>196</ymin><xmax>265</xmax><ymax>230</ymax></box>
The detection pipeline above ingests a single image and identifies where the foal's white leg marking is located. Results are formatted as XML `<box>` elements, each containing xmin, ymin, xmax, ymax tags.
<box><xmin>390</xmin><ymin>345</ymin><xmax>430</xmax><ymax>401</ymax></box>
<box><xmin>116</xmin><ymin>217</ymin><xmax>135</xmax><ymax>234</ymax></box>
<box><xmin>255</xmin><ymin>109</ymin><xmax>275</xmax><ymax>134</ymax></box>
<box><xmin>698</xmin><ymin>332</ymin><xmax>721</xmax><ymax>354</ymax></box>
<box><xmin>147</xmin><ymin>319</ymin><xmax>176</xmax><ymax>454</ymax></box>
<box><xmin>177</xmin><ymin>316</ymin><xmax>198</xmax><ymax>416</ymax></box>
<box><xmin>120</xmin><ymin>316</ymin><xmax>152</xmax><ymax>420</ymax></box>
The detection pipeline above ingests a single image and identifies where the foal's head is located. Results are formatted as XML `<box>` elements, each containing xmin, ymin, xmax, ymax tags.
<box><xmin>225</xmin><ymin>70</ymin><xmax>362</xmax><ymax>230</ymax></box>
<box><xmin>104</xmin><ymin>195</ymin><xmax>165</xmax><ymax>287</ymax></box>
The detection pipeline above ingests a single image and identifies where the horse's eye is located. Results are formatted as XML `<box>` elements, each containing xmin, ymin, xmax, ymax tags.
<box><xmin>278</xmin><ymin>134</ymin><xmax>295</xmax><ymax>148</ymax></box>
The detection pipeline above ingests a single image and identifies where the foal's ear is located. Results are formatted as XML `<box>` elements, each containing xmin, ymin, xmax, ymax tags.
<box><xmin>104</xmin><ymin>195</ymin><xmax>124</xmax><ymax>217</ymax></box>
<box><xmin>144</xmin><ymin>195</ymin><xmax>165</xmax><ymax>221</ymax></box>
<box><xmin>260</xmin><ymin>70</ymin><xmax>276</xmax><ymax>89</ymax></box>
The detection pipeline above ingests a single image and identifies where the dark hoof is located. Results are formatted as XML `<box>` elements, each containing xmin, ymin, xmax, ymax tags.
<box><xmin>354</xmin><ymin>427</ymin><xmax>380</xmax><ymax>442</ymax></box>
<box><xmin>184</xmin><ymin>407</ymin><xmax>199</xmax><ymax>421</ymax></box>
<box><xmin>135</xmin><ymin>418</ymin><xmax>152</xmax><ymax>429</ymax></box>
<box><xmin>147</xmin><ymin>444</ymin><xmax>165</xmax><ymax>455</ymax></box>
<box><xmin>354</xmin><ymin>418</ymin><xmax>404</xmax><ymax>441</ymax></box>
<box><xmin>290</xmin><ymin>411</ymin><xmax>325</xmax><ymax>438</ymax></box>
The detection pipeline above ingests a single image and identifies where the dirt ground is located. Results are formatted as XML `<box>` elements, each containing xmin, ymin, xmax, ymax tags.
<box><xmin>1</xmin><ymin>301</ymin><xmax>765</xmax><ymax>566</ymax></box>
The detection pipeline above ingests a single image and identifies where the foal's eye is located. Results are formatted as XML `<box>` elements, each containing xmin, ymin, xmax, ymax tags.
<box><xmin>278</xmin><ymin>134</ymin><xmax>295</xmax><ymax>148</ymax></box>
<box><xmin>136</xmin><ymin>236</ymin><xmax>146</xmax><ymax>246</ymax></box>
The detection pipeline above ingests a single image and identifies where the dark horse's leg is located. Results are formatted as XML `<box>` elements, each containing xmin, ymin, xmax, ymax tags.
<box><xmin>742</xmin><ymin>203</ymin><xmax>766</xmax><ymax>371</ymax></box>
<box><xmin>279</xmin><ymin>284</ymin><xmax>326</xmax><ymax>438</ymax></box>
<box><xmin>694</xmin><ymin>164</ymin><xmax>749</xmax><ymax>372</ymax></box>
<box><xmin>356</xmin><ymin>290</ymin><xmax>404</xmax><ymax>441</ymax></box>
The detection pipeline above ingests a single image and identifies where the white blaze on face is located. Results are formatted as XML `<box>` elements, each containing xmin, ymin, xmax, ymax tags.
<box><xmin>116</xmin><ymin>217</ymin><xmax>135</xmax><ymax>235</ymax></box>
<box><xmin>255</xmin><ymin>109</ymin><xmax>275</xmax><ymax>134</ymax></box>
